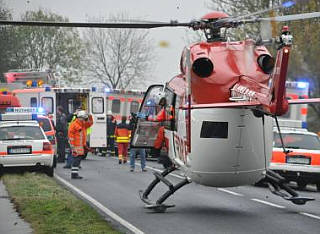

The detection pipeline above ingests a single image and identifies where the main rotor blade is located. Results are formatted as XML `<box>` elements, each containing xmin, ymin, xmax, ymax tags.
<box><xmin>260</xmin><ymin>11</ymin><xmax>320</xmax><ymax>22</ymax></box>
<box><xmin>0</xmin><ymin>20</ymin><xmax>191</xmax><ymax>29</ymax></box>
<box><xmin>234</xmin><ymin>0</ymin><xmax>296</xmax><ymax>20</ymax></box>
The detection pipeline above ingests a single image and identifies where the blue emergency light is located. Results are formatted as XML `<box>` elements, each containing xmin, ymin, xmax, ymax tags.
<box><xmin>91</xmin><ymin>87</ymin><xmax>97</xmax><ymax>92</ymax></box>
<box><xmin>37</xmin><ymin>107</ymin><xmax>45</xmax><ymax>114</ymax></box>
<box><xmin>31</xmin><ymin>81</ymin><xmax>38</xmax><ymax>87</ymax></box>
<box><xmin>45</xmin><ymin>87</ymin><xmax>51</xmax><ymax>92</ymax></box>
<box><xmin>297</xmin><ymin>82</ymin><xmax>308</xmax><ymax>89</ymax></box>
<box><xmin>282</xmin><ymin>1</ymin><xmax>295</xmax><ymax>8</ymax></box>
<box><xmin>302</xmin><ymin>121</ymin><xmax>307</xmax><ymax>129</ymax></box>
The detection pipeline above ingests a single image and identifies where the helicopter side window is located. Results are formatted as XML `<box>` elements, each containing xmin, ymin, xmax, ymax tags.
<box><xmin>163</xmin><ymin>87</ymin><xmax>176</xmax><ymax>131</ymax></box>
<box><xmin>200</xmin><ymin>121</ymin><xmax>228</xmax><ymax>138</ymax></box>
<box><xmin>174</xmin><ymin>95</ymin><xmax>181</xmax><ymax>131</ymax></box>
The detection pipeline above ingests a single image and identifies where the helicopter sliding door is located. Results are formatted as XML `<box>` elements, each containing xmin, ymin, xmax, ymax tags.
<box><xmin>131</xmin><ymin>85</ymin><xmax>165</xmax><ymax>148</ymax></box>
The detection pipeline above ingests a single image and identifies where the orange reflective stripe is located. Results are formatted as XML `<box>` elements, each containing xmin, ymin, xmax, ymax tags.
<box><xmin>0</xmin><ymin>152</ymin><xmax>7</xmax><ymax>156</ymax></box>
<box><xmin>33</xmin><ymin>150</ymin><xmax>54</xmax><ymax>154</ymax></box>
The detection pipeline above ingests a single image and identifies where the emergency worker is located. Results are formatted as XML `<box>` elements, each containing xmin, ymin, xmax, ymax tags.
<box><xmin>56</xmin><ymin>106</ymin><xmax>67</xmax><ymax>162</ymax></box>
<box><xmin>106</xmin><ymin>112</ymin><xmax>116</xmax><ymax>157</ymax></box>
<box><xmin>68</xmin><ymin>111</ymin><xmax>93</xmax><ymax>179</ymax></box>
<box><xmin>148</xmin><ymin>97</ymin><xmax>173</xmax><ymax>169</ymax></box>
<box><xmin>115</xmin><ymin>116</ymin><xmax>131</xmax><ymax>164</ymax></box>
<box><xmin>147</xmin><ymin>97</ymin><xmax>168</xmax><ymax>122</ymax></box>
<box><xmin>64</xmin><ymin>109</ymin><xmax>81</xmax><ymax>169</ymax></box>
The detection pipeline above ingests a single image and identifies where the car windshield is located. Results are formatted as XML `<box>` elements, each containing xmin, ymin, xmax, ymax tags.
<box><xmin>0</xmin><ymin>126</ymin><xmax>45</xmax><ymax>140</ymax></box>
<box><xmin>274</xmin><ymin>132</ymin><xmax>320</xmax><ymax>150</ymax></box>
<box><xmin>37</xmin><ymin>118</ymin><xmax>51</xmax><ymax>132</ymax></box>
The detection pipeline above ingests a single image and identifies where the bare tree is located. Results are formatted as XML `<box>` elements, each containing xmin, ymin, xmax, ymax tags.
<box><xmin>84</xmin><ymin>16</ymin><xmax>154</xmax><ymax>90</ymax></box>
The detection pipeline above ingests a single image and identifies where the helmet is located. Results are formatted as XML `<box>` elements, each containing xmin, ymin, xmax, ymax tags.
<box><xmin>77</xmin><ymin>110</ymin><xmax>88</xmax><ymax>119</ymax></box>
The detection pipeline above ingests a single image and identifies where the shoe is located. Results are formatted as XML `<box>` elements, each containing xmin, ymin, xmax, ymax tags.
<box><xmin>71</xmin><ymin>175</ymin><xmax>83</xmax><ymax>179</ymax></box>
<box><xmin>123</xmin><ymin>160</ymin><xmax>127</xmax><ymax>164</ymax></box>
<box><xmin>142</xmin><ymin>168</ymin><xmax>147</xmax><ymax>172</ymax></box>
<box><xmin>63</xmin><ymin>166</ymin><xmax>71</xmax><ymax>169</ymax></box>
<box><xmin>119</xmin><ymin>160</ymin><xmax>122</xmax><ymax>164</ymax></box>
<box><xmin>130</xmin><ymin>168</ymin><xmax>134</xmax><ymax>172</ymax></box>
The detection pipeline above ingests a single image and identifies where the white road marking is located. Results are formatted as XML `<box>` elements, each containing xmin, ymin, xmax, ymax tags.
<box><xmin>217</xmin><ymin>188</ymin><xmax>243</xmax><ymax>196</ymax></box>
<box><xmin>300</xmin><ymin>212</ymin><xmax>320</xmax><ymax>220</ymax></box>
<box><xmin>54</xmin><ymin>174</ymin><xmax>144</xmax><ymax>234</ymax></box>
<box><xmin>251</xmin><ymin>198</ymin><xmax>285</xmax><ymax>209</ymax></box>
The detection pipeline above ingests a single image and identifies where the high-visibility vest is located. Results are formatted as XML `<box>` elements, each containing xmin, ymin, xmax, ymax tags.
<box><xmin>115</xmin><ymin>125</ymin><xmax>131</xmax><ymax>143</ymax></box>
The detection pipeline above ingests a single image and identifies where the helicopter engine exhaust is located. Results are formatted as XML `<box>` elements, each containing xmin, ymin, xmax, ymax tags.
<box><xmin>257</xmin><ymin>54</ymin><xmax>275</xmax><ymax>74</ymax></box>
<box><xmin>192</xmin><ymin>57</ymin><xmax>214</xmax><ymax>78</ymax></box>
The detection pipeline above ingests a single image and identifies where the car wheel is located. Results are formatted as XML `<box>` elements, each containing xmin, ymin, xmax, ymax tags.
<box><xmin>297</xmin><ymin>180</ymin><xmax>307</xmax><ymax>190</ymax></box>
<box><xmin>44</xmin><ymin>166</ymin><xmax>54</xmax><ymax>177</ymax></box>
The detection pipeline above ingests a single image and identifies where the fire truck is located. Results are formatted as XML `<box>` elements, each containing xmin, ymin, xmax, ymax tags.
<box><xmin>2</xmin><ymin>70</ymin><xmax>144</xmax><ymax>150</ymax></box>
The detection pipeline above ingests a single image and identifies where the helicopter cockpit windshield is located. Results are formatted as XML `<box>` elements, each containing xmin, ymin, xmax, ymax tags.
<box><xmin>204</xmin><ymin>26</ymin><xmax>227</xmax><ymax>42</ymax></box>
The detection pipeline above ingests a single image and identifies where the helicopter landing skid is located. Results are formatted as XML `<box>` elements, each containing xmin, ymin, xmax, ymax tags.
<box><xmin>265</xmin><ymin>169</ymin><xmax>314</xmax><ymax>205</ymax></box>
<box><xmin>139</xmin><ymin>166</ymin><xmax>190</xmax><ymax>212</ymax></box>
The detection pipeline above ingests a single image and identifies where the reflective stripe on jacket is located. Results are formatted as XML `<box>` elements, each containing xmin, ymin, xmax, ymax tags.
<box><xmin>115</xmin><ymin>123</ymin><xmax>131</xmax><ymax>143</ymax></box>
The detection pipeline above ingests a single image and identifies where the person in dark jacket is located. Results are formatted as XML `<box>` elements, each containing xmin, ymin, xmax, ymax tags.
<box><xmin>106</xmin><ymin>112</ymin><xmax>116</xmax><ymax>157</ymax></box>
<box><xmin>63</xmin><ymin>108</ymin><xmax>81</xmax><ymax>168</ymax></box>
<box><xmin>128</xmin><ymin>113</ymin><xmax>147</xmax><ymax>172</ymax></box>
<box><xmin>56</xmin><ymin>106</ymin><xmax>67</xmax><ymax>162</ymax></box>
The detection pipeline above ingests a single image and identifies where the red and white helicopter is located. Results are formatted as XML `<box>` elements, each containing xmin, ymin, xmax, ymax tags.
<box><xmin>1</xmin><ymin>1</ymin><xmax>320</xmax><ymax>212</ymax></box>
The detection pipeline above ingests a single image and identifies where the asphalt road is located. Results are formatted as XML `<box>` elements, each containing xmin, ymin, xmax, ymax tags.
<box><xmin>55</xmin><ymin>154</ymin><xmax>320</xmax><ymax>234</ymax></box>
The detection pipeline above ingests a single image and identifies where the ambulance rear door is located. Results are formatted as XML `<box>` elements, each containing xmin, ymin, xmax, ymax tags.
<box><xmin>39</xmin><ymin>89</ymin><xmax>56</xmax><ymax>123</ymax></box>
<box><xmin>89</xmin><ymin>92</ymin><xmax>107</xmax><ymax>148</ymax></box>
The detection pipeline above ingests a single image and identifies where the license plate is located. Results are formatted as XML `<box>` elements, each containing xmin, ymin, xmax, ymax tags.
<box><xmin>8</xmin><ymin>147</ymin><xmax>31</xmax><ymax>154</ymax></box>
<box><xmin>286</xmin><ymin>156</ymin><xmax>310</xmax><ymax>165</ymax></box>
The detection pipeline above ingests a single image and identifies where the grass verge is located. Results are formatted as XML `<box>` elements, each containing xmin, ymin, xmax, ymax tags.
<box><xmin>2</xmin><ymin>173</ymin><xmax>121</xmax><ymax>234</ymax></box>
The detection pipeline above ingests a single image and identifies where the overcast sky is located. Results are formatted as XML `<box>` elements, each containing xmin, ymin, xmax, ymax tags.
<box><xmin>4</xmin><ymin>0</ymin><xmax>213</xmax><ymax>88</ymax></box>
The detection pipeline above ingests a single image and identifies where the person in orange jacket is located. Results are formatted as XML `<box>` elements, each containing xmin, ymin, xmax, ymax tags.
<box><xmin>148</xmin><ymin>97</ymin><xmax>173</xmax><ymax>169</ymax></box>
<box><xmin>147</xmin><ymin>97</ymin><xmax>168</xmax><ymax>122</ymax></box>
<box><xmin>68</xmin><ymin>110</ymin><xmax>93</xmax><ymax>179</ymax></box>
<box><xmin>115</xmin><ymin>116</ymin><xmax>131</xmax><ymax>164</ymax></box>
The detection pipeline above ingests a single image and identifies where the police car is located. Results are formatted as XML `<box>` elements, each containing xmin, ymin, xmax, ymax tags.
<box><xmin>270</xmin><ymin>120</ymin><xmax>320</xmax><ymax>191</ymax></box>
<box><xmin>0</xmin><ymin>110</ymin><xmax>55</xmax><ymax>176</ymax></box>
